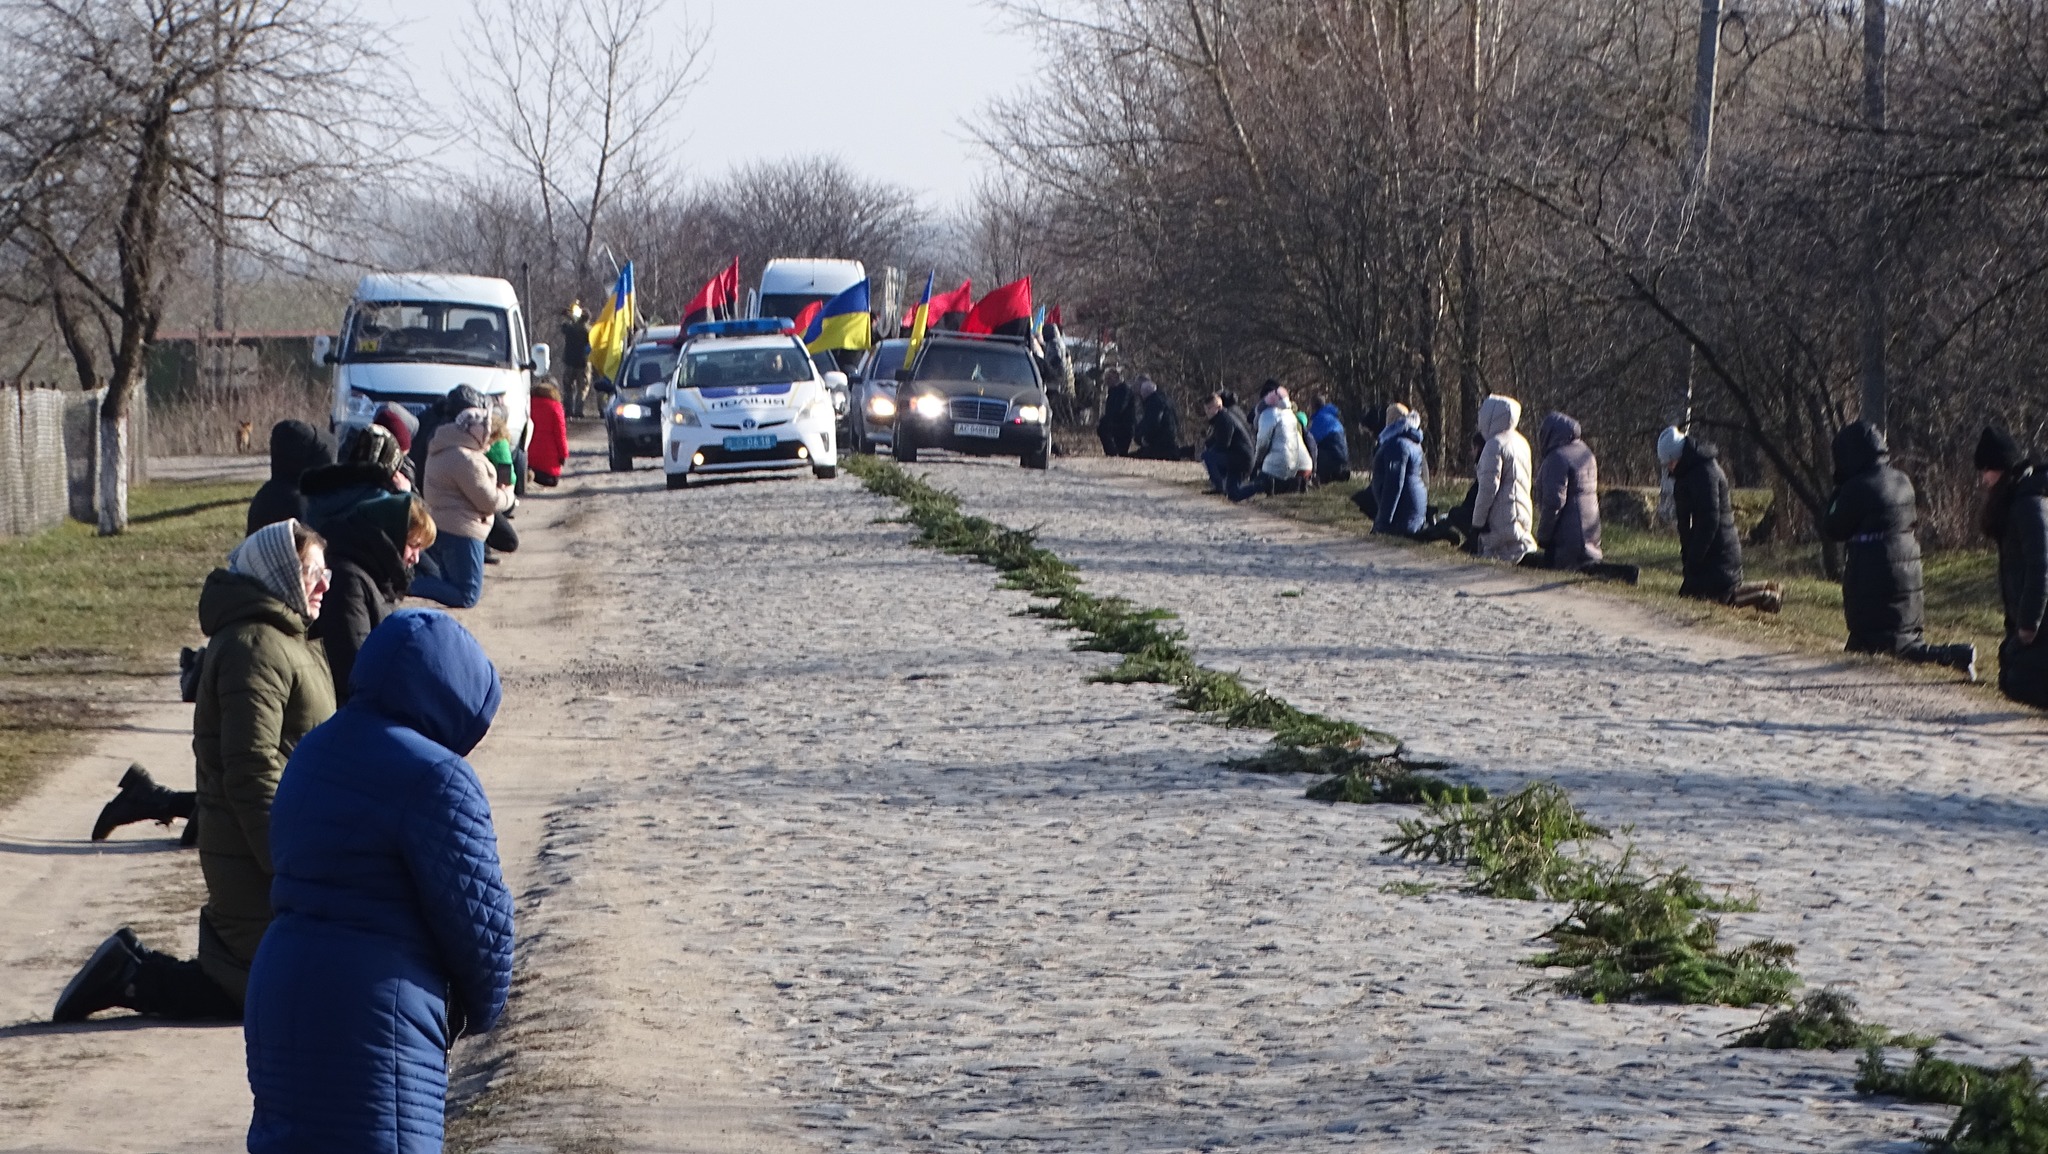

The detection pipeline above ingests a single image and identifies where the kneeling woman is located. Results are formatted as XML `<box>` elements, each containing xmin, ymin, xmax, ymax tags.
<box><xmin>244</xmin><ymin>610</ymin><xmax>514</xmax><ymax>1154</ymax></box>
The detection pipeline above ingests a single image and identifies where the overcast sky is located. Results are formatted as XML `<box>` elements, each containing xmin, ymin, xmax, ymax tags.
<box><xmin>369</xmin><ymin>0</ymin><xmax>1047</xmax><ymax>207</ymax></box>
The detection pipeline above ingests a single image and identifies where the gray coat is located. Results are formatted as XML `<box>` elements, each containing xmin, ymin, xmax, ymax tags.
<box><xmin>1533</xmin><ymin>412</ymin><xmax>1602</xmax><ymax>570</ymax></box>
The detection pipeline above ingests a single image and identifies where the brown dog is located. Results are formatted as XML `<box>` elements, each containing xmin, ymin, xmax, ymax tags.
<box><xmin>235</xmin><ymin>420</ymin><xmax>253</xmax><ymax>453</ymax></box>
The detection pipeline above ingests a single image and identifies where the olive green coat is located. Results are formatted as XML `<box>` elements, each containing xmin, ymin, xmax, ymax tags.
<box><xmin>191</xmin><ymin>569</ymin><xmax>335</xmax><ymax>1002</ymax></box>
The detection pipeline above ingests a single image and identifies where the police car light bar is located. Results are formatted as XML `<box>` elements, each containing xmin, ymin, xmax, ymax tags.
<box><xmin>686</xmin><ymin>318</ymin><xmax>797</xmax><ymax>338</ymax></box>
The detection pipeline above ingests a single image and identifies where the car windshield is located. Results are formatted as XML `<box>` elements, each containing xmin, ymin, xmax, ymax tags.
<box><xmin>679</xmin><ymin>343</ymin><xmax>812</xmax><ymax>388</ymax></box>
<box><xmin>915</xmin><ymin>345</ymin><xmax>1036</xmax><ymax>387</ymax></box>
<box><xmin>622</xmin><ymin>346</ymin><xmax>678</xmax><ymax>391</ymax></box>
<box><xmin>345</xmin><ymin>301</ymin><xmax>512</xmax><ymax>366</ymax></box>
<box><xmin>863</xmin><ymin>342</ymin><xmax>909</xmax><ymax>381</ymax></box>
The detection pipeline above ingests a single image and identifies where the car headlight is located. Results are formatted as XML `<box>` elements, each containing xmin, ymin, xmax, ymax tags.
<box><xmin>344</xmin><ymin>391</ymin><xmax>377</xmax><ymax>420</ymax></box>
<box><xmin>912</xmin><ymin>393</ymin><xmax>947</xmax><ymax>420</ymax></box>
<box><xmin>616</xmin><ymin>403</ymin><xmax>646</xmax><ymax>420</ymax></box>
<box><xmin>868</xmin><ymin>395</ymin><xmax>897</xmax><ymax>420</ymax></box>
<box><xmin>670</xmin><ymin>407</ymin><xmax>700</xmax><ymax>427</ymax></box>
<box><xmin>1015</xmin><ymin>404</ymin><xmax>1046</xmax><ymax>423</ymax></box>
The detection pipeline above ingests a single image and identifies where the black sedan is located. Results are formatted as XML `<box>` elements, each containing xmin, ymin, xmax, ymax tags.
<box><xmin>891</xmin><ymin>336</ymin><xmax>1051</xmax><ymax>470</ymax></box>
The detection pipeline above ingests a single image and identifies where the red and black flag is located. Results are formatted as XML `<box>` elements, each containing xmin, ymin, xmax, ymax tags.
<box><xmin>682</xmin><ymin>258</ymin><xmax>741</xmax><ymax>327</ymax></box>
<box><xmin>962</xmin><ymin>277</ymin><xmax>1033</xmax><ymax>338</ymax></box>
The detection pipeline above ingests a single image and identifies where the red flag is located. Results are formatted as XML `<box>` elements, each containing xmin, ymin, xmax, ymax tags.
<box><xmin>1049</xmin><ymin>305</ymin><xmax>1063</xmax><ymax>327</ymax></box>
<box><xmin>928</xmin><ymin>279</ymin><xmax>972</xmax><ymax>328</ymax></box>
<box><xmin>790</xmin><ymin>301</ymin><xmax>823</xmax><ymax>340</ymax></box>
<box><xmin>962</xmin><ymin>277</ymin><xmax>1033</xmax><ymax>336</ymax></box>
<box><xmin>682</xmin><ymin>258</ymin><xmax>741</xmax><ymax>327</ymax></box>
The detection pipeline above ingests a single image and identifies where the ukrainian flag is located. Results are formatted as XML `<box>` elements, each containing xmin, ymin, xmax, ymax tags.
<box><xmin>588</xmin><ymin>262</ymin><xmax>636</xmax><ymax>382</ymax></box>
<box><xmin>904</xmin><ymin>270</ymin><xmax>934</xmax><ymax>361</ymax></box>
<box><xmin>804</xmin><ymin>280</ymin><xmax>872</xmax><ymax>354</ymax></box>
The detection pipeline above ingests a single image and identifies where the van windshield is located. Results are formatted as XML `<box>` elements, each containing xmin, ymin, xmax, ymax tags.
<box><xmin>679</xmin><ymin>343</ymin><xmax>813</xmax><ymax>389</ymax></box>
<box><xmin>759</xmin><ymin>292</ymin><xmax>835</xmax><ymax>320</ymax></box>
<box><xmin>346</xmin><ymin>301</ymin><xmax>513</xmax><ymax>366</ymax></box>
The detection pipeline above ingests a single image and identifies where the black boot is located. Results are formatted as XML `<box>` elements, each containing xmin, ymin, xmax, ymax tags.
<box><xmin>91</xmin><ymin>764</ymin><xmax>189</xmax><ymax>841</ymax></box>
<box><xmin>52</xmin><ymin>928</ymin><xmax>141</xmax><ymax>1022</ymax></box>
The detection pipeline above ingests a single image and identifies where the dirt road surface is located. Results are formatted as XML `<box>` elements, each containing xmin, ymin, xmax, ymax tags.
<box><xmin>4</xmin><ymin>440</ymin><xmax>2043</xmax><ymax>1152</ymax></box>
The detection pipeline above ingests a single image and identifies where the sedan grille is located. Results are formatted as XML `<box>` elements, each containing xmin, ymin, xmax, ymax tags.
<box><xmin>950</xmin><ymin>397</ymin><xmax>1008</xmax><ymax>424</ymax></box>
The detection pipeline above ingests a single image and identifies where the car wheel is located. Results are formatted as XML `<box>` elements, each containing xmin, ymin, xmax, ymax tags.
<box><xmin>608</xmin><ymin>435</ymin><xmax>632</xmax><ymax>473</ymax></box>
<box><xmin>894</xmin><ymin>425</ymin><xmax>917</xmax><ymax>463</ymax></box>
<box><xmin>813</xmin><ymin>465</ymin><xmax>838</xmax><ymax>480</ymax></box>
<box><xmin>664</xmin><ymin>471</ymin><xmax>689</xmax><ymax>491</ymax></box>
<box><xmin>1022</xmin><ymin>442</ymin><xmax>1051</xmax><ymax>470</ymax></box>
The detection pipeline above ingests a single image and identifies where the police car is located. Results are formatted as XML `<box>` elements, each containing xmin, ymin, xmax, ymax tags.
<box><xmin>662</xmin><ymin>319</ymin><xmax>840</xmax><ymax>490</ymax></box>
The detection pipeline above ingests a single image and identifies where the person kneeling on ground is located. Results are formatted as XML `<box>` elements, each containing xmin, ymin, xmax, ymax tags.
<box><xmin>1472</xmin><ymin>395</ymin><xmax>1537</xmax><ymax>563</ymax></box>
<box><xmin>1132</xmin><ymin>377</ymin><xmax>1185</xmax><ymax>460</ymax></box>
<box><xmin>1371</xmin><ymin>404</ymin><xmax>1429</xmax><ymax>536</ymax></box>
<box><xmin>244</xmin><ymin>610</ymin><xmax>514</xmax><ymax>1154</ymax></box>
<box><xmin>1531</xmin><ymin>412</ymin><xmax>1638</xmax><ymax>584</ymax></box>
<box><xmin>412</xmin><ymin>408</ymin><xmax>514</xmax><ymax>609</ymax></box>
<box><xmin>1200</xmin><ymin>391</ymin><xmax>1254</xmax><ymax>494</ymax></box>
<box><xmin>246</xmin><ymin>421</ymin><xmax>336</xmax><ymax>535</ymax></box>
<box><xmin>1096</xmin><ymin>369</ymin><xmax>1135</xmax><ymax>457</ymax></box>
<box><xmin>1977</xmin><ymin>426</ymin><xmax>2048</xmax><ymax>707</ymax></box>
<box><xmin>1824</xmin><ymin>421</ymin><xmax>1975</xmax><ymax>679</ymax></box>
<box><xmin>1660</xmin><ymin>427</ymin><xmax>1780</xmax><ymax>612</ymax></box>
<box><xmin>528</xmin><ymin>380</ymin><xmax>570</xmax><ymax>487</ymax></box>
<box><xmin>1231</xmin><ymin>384</ymin><xmax>1315</xmax><ymax>502</ymax></box>
<box><xmin>1309</xmin><ymin>399</ymin><xmax>1352</xmax><ymax>484</ymax></box>
<box><xmin>56</xmin><ymin>521</ymin><xmax>336</xmax><ymax>1022</ymax></box>
<box><xmin>315</xmin><ymin>494</ymin><xmax>436</xmax><ymax>704</ymax></box>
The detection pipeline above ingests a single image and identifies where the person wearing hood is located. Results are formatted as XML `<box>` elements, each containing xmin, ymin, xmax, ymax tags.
<box><xmin>55</xmin><ymin>521</ymin><xmax>336</xmax><ymax>1023</ymax></box>
<box><xmin>1976</xmin><ymin>426</ymin><xmax>2048</xmax><ymax>707</ymax></box>
<box><xmin>301</xmin><ymin>424</ymin><xmax>410</xmax><ymax>532</ymax></box>
<box><xmin>408</xmin><ymin>384</ymin><xmax>490</xmax><ymax>498</ymax></box>
<box><xmin>1309</xmin><ymin>401</ymin><xmax>1352</xmax><ymax>484</ymax></box>
<box><xmin>1823</xmin><ymin>421</ymin><xmax>1975</xmax><ymax>677</ymax></box>
<box><xmin>1660</xmin><ymin>427</ymin><xmax>1779</xmax><ymax>610</ymax></box>
<box><xmin>314</xmin><ymin>494</ymin><xmax>437</xmax><ymax>703</ymax></box>
<box><xmin>412</xmin><ymin>408</ymin><xmax>514</xmax><ymax>609</ymax></box>
<box><xmin>1096</xmin><ymin>369</ymin><xmax>1136</xmax><ymax>457</ymax></box>
<box><xmin>246</xmin><ymin>421</ymin><xmax>337</xmax><ymax>535</ymax></box>
<box><xmin>528</xmin><ymin>379</ymin><xmax>570</xmax><ymax>487</ymax></box>
<box><xmin>1200</xmin><ymin>391</ymin><xmax>1254</xmax><ymax>494</ymax></box>
<box><xmin>1232</xmin><ymin>383</ymin><xmax>1315</xmax><ymax>501</ymax></box>
<box><xmin>1471</xmin><ymin>395</ymin><xmax>1537</xmax><ymax>563</ymax></box>
<box><xmin>1372</xmin><ymin>404</ymin><xmax>1429</xmax><ymax>537</ymax></box>
<box><xmin>244</xmin><ymin>610</ymin><xmax>515</xmax><ymax>1154</ymax></box>
<box><xmin>1132</xmin><ymin>377</ymin><xmax>1184</xmax><ymax>460</ymax></box>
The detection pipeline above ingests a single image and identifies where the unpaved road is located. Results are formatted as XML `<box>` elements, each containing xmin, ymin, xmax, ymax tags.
<box><xmin>4</xmin><ymin>439</ymin><xmax>2044</xmax><ymax>1152</ymax></box>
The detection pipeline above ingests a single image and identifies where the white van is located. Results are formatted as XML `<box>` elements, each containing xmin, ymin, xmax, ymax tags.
<box><xmin>320</xmin><ymin>272</ymin><xmax>551</xmax><ymax>460</ymax></box>
<box><xmin>756</xmin><ymin>258</ymin><xmax>866</xmax><ymax>324</ymax></box>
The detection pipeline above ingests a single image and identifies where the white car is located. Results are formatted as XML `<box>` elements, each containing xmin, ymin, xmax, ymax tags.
<box><xmin>663</xmin><ymin>319</ymin><xmax>842</xmax><ymax>490</ymax></box>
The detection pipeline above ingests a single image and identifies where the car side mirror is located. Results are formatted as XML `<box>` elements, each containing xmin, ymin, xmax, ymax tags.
<box><xmin>528</xmin><ymin>342</ymin><xmax>552</xmax><ymax>377</ymax></box>
<box><xmin>824</xmin><ymin>370</ymin><xmax>849</xmax><ymax>391</ymax></box>
<box><xmin>312</xmin><ymin>335</ymin><xmax>333</xmax><ymax>366</ymax></box>
<box><xmin>594</xmin><ymin>378</ymin><xmax>615</xmax><ymax>394</ymax></box>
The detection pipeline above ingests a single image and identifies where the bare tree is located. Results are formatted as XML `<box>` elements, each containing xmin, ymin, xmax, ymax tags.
<box><xmin>0</xmin><ymin>0</ymin><xmax>395</xmax><ymax>533</ymax></box>
<box><xmin>461</xmin><ymin>0</ymin><xmax>707</xmax><ymax>304</ymax></box>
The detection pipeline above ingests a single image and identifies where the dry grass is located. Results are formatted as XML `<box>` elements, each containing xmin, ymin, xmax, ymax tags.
<box><xmin>148</xmin><ymin>380</ymin><xmax>330</xmax><ymax>457</ymax></box>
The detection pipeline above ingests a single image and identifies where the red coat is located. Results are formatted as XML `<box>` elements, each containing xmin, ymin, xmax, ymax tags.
<box><xmin>528</xmin><ymin>396</ymin><xmax>569</xmax><ymax>476</ymax></box>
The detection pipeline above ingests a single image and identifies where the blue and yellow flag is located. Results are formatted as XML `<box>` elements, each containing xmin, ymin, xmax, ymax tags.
<box><xmin>804</xmin><ymin>280</ymin><xmax>872</xmax><ymax>354</ymax></box>
<box><xmin>588</xmin><ymin>261</ymin><xmax>636</xmax><ymax>382</ymax></box>
<box><xmin>903</xmin><ymin>270</ymin><xmax>935</xmax><ymax>362</ymax></box>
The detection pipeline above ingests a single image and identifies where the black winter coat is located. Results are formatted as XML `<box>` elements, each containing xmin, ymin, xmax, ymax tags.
<box><xmin>1205</xmin><ymin>407</ymin><xmax>1254</xmax><ymax>478</ymax></box>
<box><xmin>309</xmin><ymin>503</ymin><xmax>411</xmax><ymax>704</ymax></box>
<box><xmin>247</xmin><ymin>421</ymin><xmax>336</xmax><ymax>535</ymax></box>
<box><xmin>1134</xmin><ymin>392</ymin><xmax>1182</xmax><ymax>459</ymax></box>
<box><xmin>1673</xmin><ymin>439</ymin><xmax>1743</xmax><ymax>602</ymax></box>
<box><xmin>1988</xmin><ymin>465</ymin><xmax>2048</xmax><ymax>706</ymax></box>
<box><xmin>1098</xmin><ymin>383</ymin><xmax>1136</xmax><ymax>435</ymax></box>
<box><xmin>1823</xmin><ymin>423</ymin><xmax>1925</xmax><ymax>653</ymax></box>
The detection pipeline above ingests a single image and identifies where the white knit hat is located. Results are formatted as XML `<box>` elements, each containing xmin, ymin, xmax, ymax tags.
<box><xmin>1656</xmin><ymin>425</ymin><xmax>1688</xmax><ymax>467</ymax></box>
<box><xmin>229</xmin><ymin>519</ymin><xmax>309</xmax><ymax>618</ymax></box>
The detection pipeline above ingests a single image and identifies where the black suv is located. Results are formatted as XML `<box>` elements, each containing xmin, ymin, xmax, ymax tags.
<box><xmin>601</xmin><ymin>328</ymin><xmax>678</xmax><ymax>471</ymax></box>
<box><xmin>892</xmin><ymin>335</ymin><xmax>1051</xmax><ymax>470</ymax></box>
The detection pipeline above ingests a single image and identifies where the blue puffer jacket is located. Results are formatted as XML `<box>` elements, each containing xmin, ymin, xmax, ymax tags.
<box><xmin>244</xmin><ymin>609</ymin><xmax>514</xmax><ymax>1154</ymax></box>
<box><xmin>1373</xmin><ymin>418</ymin><xmax>1429</xmax><ymax>536</ymax></box>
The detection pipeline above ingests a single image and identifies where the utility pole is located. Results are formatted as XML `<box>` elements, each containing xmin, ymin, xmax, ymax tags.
<box><xmin>1672</xmin><ymin>0</ymin><xmax>1722</xmax><ymax>430</ymax></box>
<box><xmin>209</xmin><ymin>0</ymin><xmax>228</xmax><ymax>391</ymax></box>
<box><xmin>1859</xmin><ymin>0</ymin><xmax>1889</xmax><ymax>433</ymax></box>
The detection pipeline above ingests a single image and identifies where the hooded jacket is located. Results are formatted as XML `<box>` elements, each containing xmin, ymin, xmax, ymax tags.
<box><xmin>408</xmin><ymin>386</ymin><xmax>489</xmax><ymax>497</ymax></box>
<box><xmin>1823</xmin><ymin>422</ymin><xmax>1926</xmax><ymax>653</ymax></box>
<box><xmin>528</xmin><ymin>392</ymin><xmax>570</xmax><ymax>477</ymax></box>
<box><xmin>1673</xmin><ymin>438</ymin><xmax>1743</xmax><ymax>601</ymax></box>
<box><xmin>245</xmin><ymin>610</ymin><xmax>514</xmax><ymax>1154</ymax></box>
<box><xmin>424</xmin><ymin>416</ymin><xmax>515</xmax><ymax>541</ymax></box>
<box><xmin>1133</xmin><ymin>389</ymin><xmax>1182</xmax><ymax>459</ymax></box>
<box><xmin>1372</xmin><ymin>418</ymin><xmax>1428</xmax><ymax>536</ymax></box>
<box><xmin>1254</xmin><ymin>401</ymin><xmax>1315</xmax><ymax>480</ymax></box>
<box><xmin>246</xmin><ymin>421</ymin><xmax>337</xmax><ymax>536</ymax></box>
<box><xmin>300</xmin><ymin>462</ymin><xmax>402</xmax><ymax>535</ymax></box>
<box><xmin>1204</xmin><ymin>405</ymin><xmax>1254</xmax><ymax>479</ymax></box>
<box><xmin>190</xmin><ymin>568</ymin><xmax>335</xmax><ymax>1002</ymax></box>
<box><xmin>1310</xmin><ymin>404</ymin><xmax>1352</xmax><ymax>482</ymax></box>
<box><xmin>1472</xmin><ymin>395</ymin><xmax>1536</xmax><ymax>562</ymax></box>
<box><xmin>1987</xmin><ymin>465</ymin><xmax>2048</xmax><ymax>706</ymax></box>
<box><xmin>1098</xmin><ymin>381</ymin><xmax>1136</xmax><ymax>436</ymax></box>
<box><xmin>1533</xmin><ymin>412</ymin><xmax>1602</xmax><ymax>570</ymax></box>
<box><xmin>311</xmin><ymin>494</ymin><xmax>413</xmax><ymax>703</ymax></box>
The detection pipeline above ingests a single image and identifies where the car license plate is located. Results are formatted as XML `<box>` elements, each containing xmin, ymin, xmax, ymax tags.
<box><xmin>722</xmin><ymin>434</ymin><xmax>776</xmax><ymax>451</ymax></box>
<box><xmin>954</xmin><ymin>422</ymin><xmax>1001</xmax><ymax>439</ymax></box>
